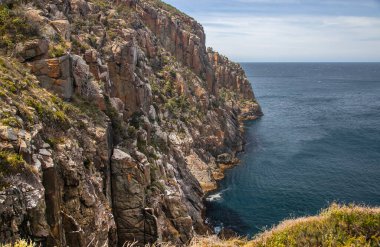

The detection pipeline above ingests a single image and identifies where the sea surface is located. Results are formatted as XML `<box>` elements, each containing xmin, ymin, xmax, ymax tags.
<box><xmin>205</xmin><ymin>63</ymin><xmax>380</xmax><ymax>237</ymax></box>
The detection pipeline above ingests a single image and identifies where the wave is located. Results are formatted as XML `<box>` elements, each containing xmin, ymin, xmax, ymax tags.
<box><xmin>206</xmin><ymin>188</ymin><xmax>229</xmax><ymax>202</ymax></box>
<box><xmin>206</xmin><ymin>192</ymin><xmax>223</xmax><ymax>202</ymax></box>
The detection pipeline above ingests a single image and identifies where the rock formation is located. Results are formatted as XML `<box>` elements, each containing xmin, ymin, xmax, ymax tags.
<box><xmin>0</xmin><ymin>0</ymin><xmax>262</xmax><ymax>246</ymax></box>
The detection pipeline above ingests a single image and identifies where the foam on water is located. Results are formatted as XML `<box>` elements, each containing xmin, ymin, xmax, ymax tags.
<box><xmin>206</xmin><ymin>188</ymin><xmax>229</xmax><ymax>202</ymax></box>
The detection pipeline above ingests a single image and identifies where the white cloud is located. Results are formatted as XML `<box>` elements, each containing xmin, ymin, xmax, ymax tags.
<box><xmin>197</xmin><ymin>14</ymin><xmax>380</xmax><ymax>62</ymax></box>
<box><xmin>236</xmin><ymin>0</ymin><xmax>301</xmax><ymax>3</ymax></box>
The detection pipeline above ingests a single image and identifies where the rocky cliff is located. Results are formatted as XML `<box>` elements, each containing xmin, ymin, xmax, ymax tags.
<box><xmin>0</xmin><ymin>0</ymin><xmax>262</xmax><ymax>246</ymax></box>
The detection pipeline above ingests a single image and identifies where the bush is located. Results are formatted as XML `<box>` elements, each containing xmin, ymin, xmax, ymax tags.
<box><xmin>48</xmin><ymin>42</ymin><xmax>67</xmax><ymax>58</ymax></box>
<box><xmin>163</xmin><ymin>80</ymin><xmax>174</xmax><ymax>97</ymax></box>
<box><xmin>26</xmin><ymin>97</ymin><xmax>69</xmax><ymax>127</ymax></box>
<box><xmin>1</xmin><ymin>116</ymin><xmax>22</xmax><ymax>128</ymax></box>
<box><xmin>0</xmin><ymin>4</ymin><xmax>39</xmax><ymax>49</ymax></box>
<box><xmin>0</xmin><ymin>77</ymin><xmax>29</xmax><ymax>94</ymax></box>
<box><xmin>0</xmin><ymin>151</ymin><xmax>24</xmax><ymax>174</ymax></box>
<box><xmin>150</xmin><ymin>79</ymin><xmax>160</xmax><ymax>95</ymax></box>
<box><xmin>127</xmin><ymin>125</ymin><xmax>137</xmax><ymax>138</ymax></box>
<box><xmin>169</xmin><ymin>70</ymin><xmax>176</xmax><ymax>79</ymax></box>
<box><xmin>164</xmin><ymin>95</ymin><xmax>189</xmax><ymax>115</ymax></box>
<box><xmin>0</xmin><ymin>150</ymin><xmax>25</xmax><ymax>188</ymax></box>
<box><xmin>129</xmin><ymin>111</ymin><xmax>144</xmax><ymax>129</ymax></box>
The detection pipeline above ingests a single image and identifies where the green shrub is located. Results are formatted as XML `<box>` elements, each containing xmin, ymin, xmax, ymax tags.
<box><xmin>147</xmin><ymin>180</ymin><xmax>165</xmax><ymax>194</ymax></box>
<box><xmin>0</xmin><ymin>151</ymin><xmax>25</xmax><ymax>188</ymax></box>
<box><xmin>53</xmin><ymin>110</ymin><xmax>66</xmax><ymax>123</ymax></box>
<box><xmin>127</xmin><ymin>125</ymin><xmax>137</xmax><ymax>138</ymax></box>
<box><xmin>26</xmin><ymin>97</ymin><xmax>69</xmax><ymax>127</ymax></box>
<box><xmin>137</xmin><ymin>138</ymin><xmax>147</xmax><ymax>154</ymax></box>
<box><xmin>0</xmin><ymin>151</ymin><xmax>24</xmax><ymax>172</ymax></box>
<box><xmin>164</xmin><ymin>95</ymin><xmax>190</xmax><ymax>116</ymax></box>
<box><xmin>1</xmin><ymin>116</ymin><xmax>21</xmax><ymax>128</ymax></box>
<box><xmin>48</xmin><ymin>42</ymin><xmax>67</xmax><ymax>58</ymax></box>
<box><xmin>164</xmin><ymin>98</ymin><xmax>177</xmax><ymax>113</ymax></box>
<box><xmin>129</xmin><ymin>111</ymin><xmax>144</xmax><ymax>129</ymax></box>
<box><xmin>0</xmin><ymin>77</ymin><xmax>29</xmax><ymax>94</ymax></box>
<box><xmin>169</xmin><ymin>70</ymin><xmax>176</xmax><ymax>79</ymax></box>
<box><xmin>0</xmin><ymin>4</ymin><xmax>39</xmax><ymax>49</ymax></box>
<box><xmin>163</xmin><ymin>80</ymin><xmax>174</xmax><ymax>97</ymax></box>
<box><xmin>150</xmin><ymin>79</ymin><xmax>160</xmax><ymax>95</ymax></box>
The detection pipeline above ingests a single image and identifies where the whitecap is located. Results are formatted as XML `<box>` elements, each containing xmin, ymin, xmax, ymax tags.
<box><xmin>206</xmin><ymin>188</ymin><xmax>229</xmax><ymax>202</ymax></box>
<box><xmin>214</xmin><ymin>224</ymin><xmax>223</xmax><ymax>234</ymax></box>
<box><xmin>206</xmin><ymin>192</ymin><xmax>223</xmax><ymax>202</ymax></box>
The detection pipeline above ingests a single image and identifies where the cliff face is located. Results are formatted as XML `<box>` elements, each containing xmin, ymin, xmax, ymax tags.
<box><xmin>0</xmin><ymin>0</ymin><xmax>262</xmax><ymax>246</ymax></box>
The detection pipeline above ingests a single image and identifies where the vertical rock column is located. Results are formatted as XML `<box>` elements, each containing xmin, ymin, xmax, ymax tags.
<box><xmin>111</xmin><ymin>149</ymin><xmax>157</xmax><ymax>246</ymax></box>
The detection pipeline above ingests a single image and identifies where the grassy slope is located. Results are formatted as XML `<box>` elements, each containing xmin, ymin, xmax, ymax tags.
<box><xmin>0</xmin><ymin>55</ymin><xmax>106</xmax><ymax>188</ymax></box>
<box><xmin>189</xmin><ymin>204</ymin><xmax>380</xmax><ymax>247</ymax></box>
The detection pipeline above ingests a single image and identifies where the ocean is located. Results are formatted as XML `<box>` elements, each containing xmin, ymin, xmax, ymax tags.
<box><xmin>205</xmin><ymin>63</ymin><xmax>380</xmax><ymax>237</ymax></box>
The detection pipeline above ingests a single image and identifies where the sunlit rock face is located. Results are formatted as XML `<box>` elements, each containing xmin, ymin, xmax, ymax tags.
<box><xmin>0</xmin><ymin>0</ymin><xmax>261</xmax><ymax>245</ymax></box>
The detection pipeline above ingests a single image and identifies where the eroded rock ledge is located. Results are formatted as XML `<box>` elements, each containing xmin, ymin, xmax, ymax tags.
<box><xmin>0</xmin><ymin>0</ymin><xmax>262</xmax><ymax>246</ymax></box>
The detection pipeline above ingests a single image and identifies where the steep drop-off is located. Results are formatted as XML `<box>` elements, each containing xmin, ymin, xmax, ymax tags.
<box><xmin>0</xmin><ymin>0</ymin><xmax>262</xmax><ymax>246</ymax></box>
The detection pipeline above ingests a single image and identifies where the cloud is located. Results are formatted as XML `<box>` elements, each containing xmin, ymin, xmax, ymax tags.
<box><xmin>236</xmin><ymin>0</ymin><xmax>301</xmax><ymax>4</ymax></box>
<box><xmin>197</xmin><ymin>14</ymin><xmax>380</xmax><ymax>62</ymax></box>
<box><xmin>164</xmin><ymin>0</ymin><xmax>380</xmax><ymax>61</ymax></box>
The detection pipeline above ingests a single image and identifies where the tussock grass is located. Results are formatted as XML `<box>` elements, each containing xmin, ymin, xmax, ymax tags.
<box><xmin>187</xmin><ymin>204</ymin><xmax>380</xmax><ymax>247</ymax></box>
<box><xmin>251</xmin><ymin>203</ymin><xmax>380</xmax><ymax>247</ymax></box>
<box><xmin>0</xmin><ymin>239</ymin><xmax>35</xmax><ymax>247</ymax></box>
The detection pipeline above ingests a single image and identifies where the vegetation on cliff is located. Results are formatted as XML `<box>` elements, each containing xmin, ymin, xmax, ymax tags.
<box><xmin>189</xmin><ymin>204</ymin><xmax>380</xmax><ymax>247</ymax></box>
<box><xmin>0</xmin><ymin>0</ymin><xmax>377</xmax><ymax>247</ymax></box>
<box><xmin>0</xmin><ymin>0</ymin><xmax>262</xmax><ymax>245</ymax></box>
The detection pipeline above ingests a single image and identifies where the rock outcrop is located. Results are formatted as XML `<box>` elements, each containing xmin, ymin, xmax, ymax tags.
<box><xmin>0</xmin><ymin>0</ymin><xmax>262</xmax><ymax>246</ymax></box>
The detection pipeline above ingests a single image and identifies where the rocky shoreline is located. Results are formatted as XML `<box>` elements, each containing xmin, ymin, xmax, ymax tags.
<box><xmin>0</xmin><ymin>0</ymin><xmax>261</xmax><ymax>246</ymax></box>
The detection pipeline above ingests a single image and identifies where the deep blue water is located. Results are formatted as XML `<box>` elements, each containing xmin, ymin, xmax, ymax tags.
<box><xmin>205</xmin><ymin>63</ymin><xmax>380</xmax><ymax>237</ymax></box>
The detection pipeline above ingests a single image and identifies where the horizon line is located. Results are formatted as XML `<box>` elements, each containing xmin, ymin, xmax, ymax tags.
<box><xmin>237</xmin><ymin>61</ymin><xmax>380</xmax><ymax>63</ymax></box>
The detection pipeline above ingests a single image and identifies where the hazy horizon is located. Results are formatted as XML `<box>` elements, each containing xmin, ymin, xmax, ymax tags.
<box><xmin>164</xmin><ymin>0</ymin><xmax>380</xmax><ymax>63</ymax></box>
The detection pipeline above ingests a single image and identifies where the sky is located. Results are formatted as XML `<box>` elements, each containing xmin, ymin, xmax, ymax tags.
<box><xmin>164</xmin><ymin>0</ymin><xmax>380</xmax><ymax>62</ymax></box>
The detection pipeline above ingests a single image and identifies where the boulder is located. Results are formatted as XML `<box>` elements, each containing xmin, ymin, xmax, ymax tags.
<box><xmin>216</xmin><ymin>153</ymin><xmax>233</xmax><ymax>164</ymax></box>
<box><xmin>32</xmin><ymin>55</ymin><xmax>74</xmax><ymax>100</ymax></box>
<box><xmin>50</xmin><ymin>20</ymin><xmax>71</xmax><ymax>40</ymax></box>
<box><xmin>15</xmin><ymin>39</ymin><xmax>49</xmax><ymax>62</ymax></box>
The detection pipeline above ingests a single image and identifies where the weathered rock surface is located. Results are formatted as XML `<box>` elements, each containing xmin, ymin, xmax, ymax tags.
<box><xmin>0</xmin><ymin>0</ymin><xmax>262</xmax><ymax>246</ymax></box>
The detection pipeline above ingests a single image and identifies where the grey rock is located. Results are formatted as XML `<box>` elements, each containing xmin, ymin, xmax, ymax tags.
<box><xmin>15</xmin><ymin>39</ymin><xmax>49</xmax><ymax>62</ymax></box>
<box><xmin>0</xmin><ymin>126</ymin><xmax>18</xmax><ymax>141</ymax></box>
<box><xmin>39</xmin><ymin>149</ymin><xmax>52</xmax><ymax>156</ymax></box>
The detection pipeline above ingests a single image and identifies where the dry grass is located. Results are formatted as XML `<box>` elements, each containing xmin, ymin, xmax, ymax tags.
<box><xmin>182</xmin><ymin>203</ymin><xmax>380</xmax><ymax>247</ymax></box>
<box><xmin>0</xmin><ymin>239</ymin><xmax>35</xmax><ymax>247</ymax></box>
<box><xmin>251</xmin><ymin>203</ymin><xmax>380</xmax><ymax>247</ymax></box>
